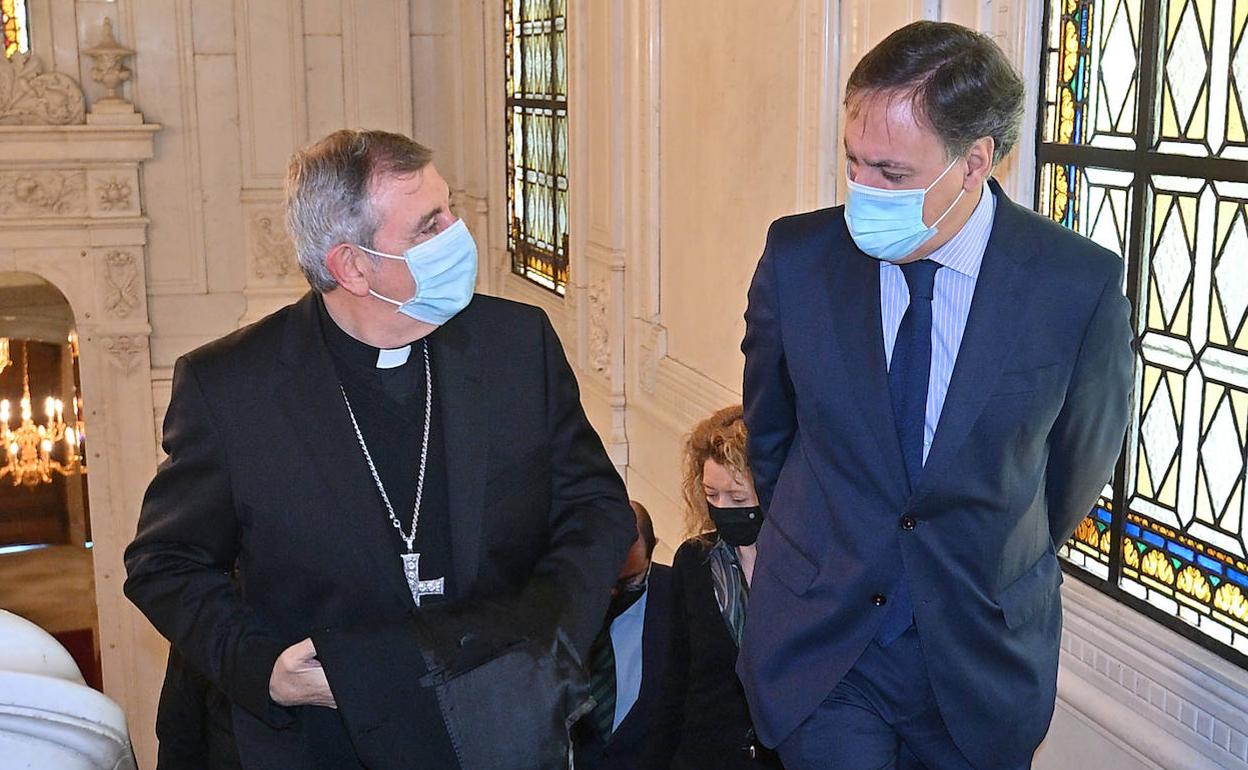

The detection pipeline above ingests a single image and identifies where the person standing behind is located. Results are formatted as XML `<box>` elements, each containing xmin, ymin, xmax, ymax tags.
<box><xmin>646</xmin><ymin>405</ymin><xmax>783</xmax><ymax>769</ymax></box>
<box><xmin>738</xmin><ymin>21</ymin><xmax>1134</xmax><ymax>770</ymax></box>
<box><xmin>573</xmin><ymin>500</ymin><xmax>673</xmax><ymax>770</ymax></box>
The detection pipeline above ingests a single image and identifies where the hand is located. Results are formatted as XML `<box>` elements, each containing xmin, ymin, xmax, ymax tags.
<box><xmin>269</xmin><ymin>638</ymin><xmax>336</xmax><ymax>708</ymax></box>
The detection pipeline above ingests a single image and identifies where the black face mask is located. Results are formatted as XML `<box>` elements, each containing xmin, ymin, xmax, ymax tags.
<box><xmin>606</xmin><ymin>567</ymin><xmax>649</xmax><ymax>623</ymax></box>
<box><xmin>707</xmin><ymin>503</ymin><xmax>764</xmax><ymax>547</ymax></box>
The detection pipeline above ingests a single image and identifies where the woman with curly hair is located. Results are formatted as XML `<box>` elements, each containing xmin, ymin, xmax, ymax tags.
<box><xmin>644</xmin><ymin>405</ymin><xmax>783</xmax><ymax>769</ymax></box>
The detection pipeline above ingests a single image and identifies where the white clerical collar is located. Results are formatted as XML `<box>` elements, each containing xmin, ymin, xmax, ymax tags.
<box><xmin>375</xmin><ymin>345</ymin><xmax>412</xmax><ymax>369</ymax></box>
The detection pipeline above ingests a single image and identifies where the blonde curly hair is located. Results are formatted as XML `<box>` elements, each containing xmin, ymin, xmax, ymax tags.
<box><xmin>681</xmin><ymin>404</ymin><xmax>751</xmax><ymax>540</ymax></box>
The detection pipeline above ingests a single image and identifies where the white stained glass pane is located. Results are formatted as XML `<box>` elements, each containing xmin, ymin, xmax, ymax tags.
<box><xmin>1205</xmin><ymin>0</ymin><xmax>1232</xmax><ymax>152</ymax></box>
<box><xmin>1217</xmin><ymin>214</ymin><xmax>1248</xmax><ymax>338</ymax></box>
<box><xmin>1153</xmin><ymin>203</ymin><xmax>1193</xmax><ymax>325</ymax></box>
<box><xmin>1141</xmin><ymin>376</ymin><xmax>1181</xmax><ymax>488</ymax></box>
<box><xmin>1155</xmin><ymin>139</ymin><xmax>1222</xmax><ymax>156</ymax></box>
<box><xmin>1098</xmin><ymin>0</ymin><xmax>1137</xmax><ymax>132</ymax></box>
<box><xmin>1165</xmin><ymin>2</ymin><xmax>1209</xmax><ymax>134</ymax></box>
<box><xmin>1200</xmin><ymin>395</ymin><xmax>1241</xmax><ymax>521</ymax></box>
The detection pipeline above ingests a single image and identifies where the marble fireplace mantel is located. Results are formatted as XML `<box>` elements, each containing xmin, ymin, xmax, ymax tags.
<box><xmin>0</xmin><ymin>62</ymin><xmax>165</xmax><ymax>765</ymax></box>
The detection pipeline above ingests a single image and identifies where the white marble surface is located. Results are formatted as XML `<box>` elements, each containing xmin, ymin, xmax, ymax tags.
<box><xmin>0</xmin><ymin>610</ymin><xmax>136</xmax><ymax>770</ymax></box>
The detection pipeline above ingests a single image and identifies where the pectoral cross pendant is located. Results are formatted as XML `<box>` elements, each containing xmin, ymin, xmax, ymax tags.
<box><xmin>401</xmin><ymin>552</ymin><xmax>445</xmax><ymax>607</ymax></box>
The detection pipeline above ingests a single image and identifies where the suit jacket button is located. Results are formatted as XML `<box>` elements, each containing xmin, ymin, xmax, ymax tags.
<box><xmin>871</xmin><ymin>593</ymin><xmax>887</xmax><ymax>606</ymax></box>
<box><xmin>900</xmin><ymin>515</ymin><xmax>917</xmax><ymax>530</ymax></box>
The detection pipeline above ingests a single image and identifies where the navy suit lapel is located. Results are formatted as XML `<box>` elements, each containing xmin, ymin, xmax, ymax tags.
<box><xmin>276</xmin><ymin>294</ymin><xmax>417</xmax><ymax>609</ymax></box>
<box><xmin>428</xmin><ymin>311</ymin><xmax>487</xmax><ymax>596</ymax></box>
<box><xmin>825</xmin><ymin>236</ymin><xmax>911</xmax><ymax>499</ymax></box>
<box><xmin>910</xmin><ymin>182</ymin><xmax>1036</xmax><ymax>507</ymax></box>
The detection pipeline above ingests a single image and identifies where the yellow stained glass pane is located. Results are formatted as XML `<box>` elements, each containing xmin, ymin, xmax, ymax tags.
<box><xmin>2</xmin><ymin>0</ymin><xmax>30</xmax><ymax>59</ymax></box>
<box><xmin>1229</xmin><ymin>89</ymin><xmax>1246</xmax><ymax>143</ymax></box>
<box><xmin>505</xmin><ymin>0</ymin><xmax>568</xmax><ymax>295</ymax></box>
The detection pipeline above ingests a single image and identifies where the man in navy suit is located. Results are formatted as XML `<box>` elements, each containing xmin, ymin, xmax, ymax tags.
<box><xmin>574</xmin><ymin>500</ymin><xmax>672</xmax><ymax>770</ymax></box>
<box><xmin>739</xmin><ymin>21</ymin><xmax>1134</xmax><ymax>770</ymax></box>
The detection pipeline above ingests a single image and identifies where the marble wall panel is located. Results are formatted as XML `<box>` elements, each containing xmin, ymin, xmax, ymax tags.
<box><xmin>304</xmin><ymin>34</ymin><xmax>347</xmax><ymax>140</ymax></box>
<box><xmin>658</xmin><ymin>0</ymin><xmax>805</xmax><ymax>391</ymax></box>
<box><xmin>234</xmin><ymin>0</ymin><xmax>306</xmax><ymax>188</ymax></box>
<box><xmin>342</xmin><ymin>0</ymin><xmax>411</xmax><ymax>134</ymax></box>
<box><xmin>191</xmin><ymin>51</ymin><xmax>245</xmax><ymax>295</ymax></box>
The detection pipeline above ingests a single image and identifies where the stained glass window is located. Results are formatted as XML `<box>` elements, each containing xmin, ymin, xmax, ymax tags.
<box><xmin>505</xmin><ymin>0</ymin><xmax>569</xmax><ymax>295</ymax></box>
<box><xmin>2</xmin><ymin>0</ymin><xmax>30</xmax><ymax>59</ymax></box>
<box><xmin>1039</xmin><ymin>0</ymin><xmax>1248</xmax><ymax>667</ymax></box>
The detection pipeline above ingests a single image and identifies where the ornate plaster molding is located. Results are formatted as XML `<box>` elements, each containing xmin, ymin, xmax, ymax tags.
<box><xmin>249</xmin><ymin>211</ymin><xmax>297</xmax><ymax>279</ymax></box>
<box><xmin>102</xmin><ymin>251</ymin><xmax>140</xmax><ymax>318</ymax></box>
<box><xmin>0</xmin><ymin>170</ymin><xmax>88</xmax><ymax>217</ymax></box>
<box><xmin>101</xmin><ymin>334</ymin><xmax>148</xmax><ymax>374</ymax></box>
<box><xmin>1058</xmin><ymin>579</ymin><xmax>1248</xmax><ymax>769</ymax></box>
<box><xmin>0</xmin><ymin>54</ymin><xmax>86</xmax><ymax>126</ymax></box>
<box><xmin>637</xmin><ymin>322</ymin><xmax>667</xmax><ymax>395</ymax></box>
<box><xmin>95</xmin><ymin>177</ymin><xmax>133</xmax><ymax>213</ymax></box>
<box><xmin>588</xmin><ymin>279</ymin><xmax>610</xmax><ymax>375</ymax></box>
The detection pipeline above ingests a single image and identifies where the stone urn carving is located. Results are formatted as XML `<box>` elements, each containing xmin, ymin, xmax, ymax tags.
<box><xmin>83</xmin><ymin>18</ymin><xmax>141</xmax><ymax>124</ymax></box>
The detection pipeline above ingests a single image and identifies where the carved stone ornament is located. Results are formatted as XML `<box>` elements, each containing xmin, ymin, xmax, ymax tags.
<box><xmin>84</xmin><ymin>19</ymin><xmax>135</xmax><ymax>105</ymax></box>
<box><xmin>588</xmin><ymin>280</ymin><xmax>610</xmax><ymax>375</ymax></box>
<box><xmin>102</xmin><ymin>335</ymin><xmax>147</xmax><ymax>373</ymax></box>
<box><xmin>250</xmin><ymin>213</ymin><xmax>296</xmax><ymax>279</ymax></box>
<box><xmin>96</xmin><ymin>177</ymin><xmax>133</xmax><ymax>212</ymax></box>
<box><xmin>638</xmin><ymin>323</ymin><xmax>667</xmax><ymax>395</ymax></box>
<box><xmin>0</xmin><ymin>170</ymin><xmax>88</xmax><ymax>217</ymax></box>
<box><xmin>103</xmin><ymin>250</ymin><xmax>140</xmax><ymax>318</ymax></box>
<box><xmin>0</xmin><ymin>53</ymin><xmax>87</xmax><ymax>125</ymax></box>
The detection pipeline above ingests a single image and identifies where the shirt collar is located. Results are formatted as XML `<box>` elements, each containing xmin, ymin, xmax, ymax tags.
<box><xmin>611</xmin><ymin>587</ymin><xmax>648</xmax><ymax>630</ymax></box>
<box><xmin>315</xmin><ymin>293</ymin><xmax>419</xmax><ymax>375</ymax></box>
<box><xmin>924</xmin><ymin>182</ymin><xmax>996</xmax><ymax>279</ymax></box>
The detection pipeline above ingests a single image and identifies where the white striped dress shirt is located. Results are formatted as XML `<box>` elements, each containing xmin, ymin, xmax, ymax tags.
<box><xmin>881</xmin><ymin>185</ymin><xmax>997</xmax><ymax>464</ymax></box>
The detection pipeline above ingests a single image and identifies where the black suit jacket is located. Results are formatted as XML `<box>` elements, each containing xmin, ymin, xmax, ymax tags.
<box><xmin>125</xmin><ymin>293</ymin><xmax>635</xmax><ymax>769</ymax></box>
<box><xmin>573</xmin><ymin>563</ymin><xmax>673</xmax><ymax>770</ymax></box>
<box><xmin>646</xmin><ymin>540</ymin><xmax>781</xmax><ymax>770</ymax></box>
<box><xmin>738</xmin><ymin>181</ymin><xmax>1133</xmax><ymax>768</ymax></box>
<box><xmin>154</xmin><ymin>646</ymin><xmax>240</xmax><ymax>770</ymax></box>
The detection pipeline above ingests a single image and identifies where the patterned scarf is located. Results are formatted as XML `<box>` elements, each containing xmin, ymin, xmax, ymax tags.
<box><xmin>707</xmin><ymin>537</ymin><xmax>750</xmax><ymax>647</ymax></box>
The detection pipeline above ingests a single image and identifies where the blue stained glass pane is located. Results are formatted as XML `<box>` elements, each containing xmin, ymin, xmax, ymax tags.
<box><xmin>1167</xmin><ymin>542</ymin><xmax>1195</xmax><ymax>561</ymax></box>
<box><xmin>1197</xmin><ymin>555</ymin><xmax>1223</xmax><ymax>573</ymax></box>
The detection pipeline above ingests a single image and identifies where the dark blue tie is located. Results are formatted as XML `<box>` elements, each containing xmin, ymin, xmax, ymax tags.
<box><xmin>877</xmin><ymin>259</ymin><xmax>941</xmax><ymax>645</ymax></box>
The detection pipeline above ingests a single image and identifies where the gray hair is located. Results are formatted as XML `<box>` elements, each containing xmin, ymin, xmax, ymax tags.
<box><xmin>284</xmin><ymin>129</ymin><xmax>434</xmax><ymax>292</ymax></box>
<box><xmin>845</xmin><ymin>21</ymin><xmax>1025</xmax><ymax>165</ymax></box>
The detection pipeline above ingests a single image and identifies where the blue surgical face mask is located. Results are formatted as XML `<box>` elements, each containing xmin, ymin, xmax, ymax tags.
<box><xmin>844</xmin><ymin>158</ymin><xmax>966</xmax><ymax>262</ymax></box>
<box><xmin>357</xmin><ymin>218</ymin><xmax>478</xmax><ymax>326</ymax></box>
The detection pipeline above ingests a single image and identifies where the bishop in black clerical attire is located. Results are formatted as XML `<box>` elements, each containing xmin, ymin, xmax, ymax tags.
<box><xmin>124</xmin><ymin>129</ymin><xmax>636</xmax><ymax>769</ymax></box>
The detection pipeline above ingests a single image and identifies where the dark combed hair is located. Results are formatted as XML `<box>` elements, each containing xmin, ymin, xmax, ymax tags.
<box><xmin>630</xmin><ymin>500</ymin><xmax>658</xmax><ymax>558</ymax></box>
<box><xmin>845</xmin><ymin>21</ymin><xmax>1025</xmax><ymax>165</ymax></box>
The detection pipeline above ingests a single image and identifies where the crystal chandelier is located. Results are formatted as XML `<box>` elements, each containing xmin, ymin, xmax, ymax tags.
<box><xmin>0</xmin><ymin>341</ymin><xmax>84</xmax><ymax>488</ymax></box>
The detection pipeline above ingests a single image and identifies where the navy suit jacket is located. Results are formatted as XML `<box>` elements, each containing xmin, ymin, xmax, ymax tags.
<box><xmin>574</xmin><ymin>563</ymin><xmax>673</xmax><ymax>770</ymax></box>
<box><xmin>737</xmin><ymin>181</ymin><xmax>1134</xmax><ymax>768</ymax></box>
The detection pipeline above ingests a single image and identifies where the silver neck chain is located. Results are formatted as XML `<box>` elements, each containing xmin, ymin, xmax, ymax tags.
<box><xmin>339</xmin><ymin>340</ymin><xmax>432</xmax><ymax>554</ymax></box>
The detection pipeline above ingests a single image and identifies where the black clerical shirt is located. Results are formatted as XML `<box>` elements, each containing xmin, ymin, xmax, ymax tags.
<box><xmin>307</xmin><ymin>298</ymin><xmax>461</xmax><ymax>769</ymax></box>
<box><xmin>316</xmin><ymin>295</ymin><xmax>455</xmax><ymax>606</ymax></box>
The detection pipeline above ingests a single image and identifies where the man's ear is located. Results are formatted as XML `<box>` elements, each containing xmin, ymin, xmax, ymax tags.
<box><xmin>325</xmin><ymin>244</ymin><xmax>372</xmax><ymax>297</ymax></box>
<box><xmin>964</xmin><ymin>136</ymin><xmax>995</xmax><ymax>189</ymax></box>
